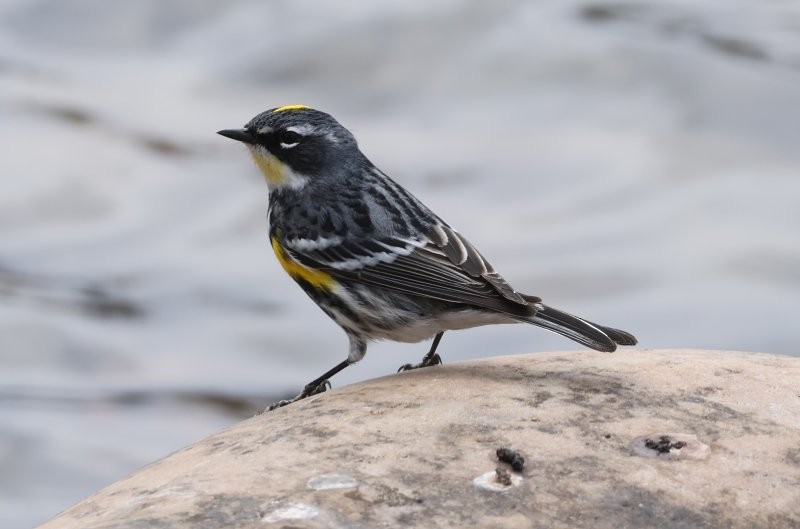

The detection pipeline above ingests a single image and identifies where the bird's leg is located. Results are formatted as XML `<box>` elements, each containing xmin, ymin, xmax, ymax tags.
<box><xmin>266</xmin><ymin>359</ymin><xmax>351</xmax><ymax>412</ymax></box>
<box><xmin>398</xmin><ymin>332</ymin><xmax>445</xmax><ymax>372</ymax></box>
<box><xmin>418</xmin><ymin>331</ymin><xmax>445</xmax><ymax>367</ymax></box>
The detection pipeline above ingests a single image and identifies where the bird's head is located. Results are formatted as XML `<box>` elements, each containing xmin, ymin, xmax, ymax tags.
<box><xmin>218</xmin><ymin>105</ymin><xmax>361</xmax><ymax>191</ymax></box>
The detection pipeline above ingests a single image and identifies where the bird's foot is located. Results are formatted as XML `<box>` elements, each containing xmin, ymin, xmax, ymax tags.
<box><xmin>397</xmin><ymin>353</ymin><xmax>443</xmax><ymax>372</ymax></box>
<box><xmin>264</xmin><ymin>379</ymin><xmax>331</xmax><ymax>412</ymax></box>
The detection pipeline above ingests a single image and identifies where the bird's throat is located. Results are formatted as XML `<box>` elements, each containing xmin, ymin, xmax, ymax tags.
<box><xmin>248</xmin><ymin>147</ymin><xmax>287</xmax><ymax>189</ymax></box>
<box><xmin>246</xmin><ymin>146</ymin><xmax>309</xmax><ymax>191</ymax></box>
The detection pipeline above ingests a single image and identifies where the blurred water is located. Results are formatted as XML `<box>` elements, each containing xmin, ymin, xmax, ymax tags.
<box><xmin>1</xmin><ymin>1</ymin><xmax>800</xmax><ymax>527</ymax></box>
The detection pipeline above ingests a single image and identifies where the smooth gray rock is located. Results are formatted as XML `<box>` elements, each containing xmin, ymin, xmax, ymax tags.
<box><xmin>38</xmin><ymin>349</ymin><xmax>800</xmax><ymax>528</ymax></box>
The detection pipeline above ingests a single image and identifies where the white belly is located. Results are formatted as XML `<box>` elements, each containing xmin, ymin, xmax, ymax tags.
<box><xmin>375</xmin><ymin>309</ymin><xmax>516</xmax><ymax>343</ymax></box>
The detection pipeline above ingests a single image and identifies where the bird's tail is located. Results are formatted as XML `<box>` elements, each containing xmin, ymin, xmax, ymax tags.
<box><xmin>519</xmin><ymin>302</ymin><xmax>638</xmax><ymax>353</ymax></box>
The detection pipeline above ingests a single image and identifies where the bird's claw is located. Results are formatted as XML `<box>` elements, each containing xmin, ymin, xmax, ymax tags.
<box><xmin>264</xmin><ymin>379</ymin><xmax>332</xmax><ymax>412</ymax></box>
<box><xmin>397</xmin><ymin>353</ymin><xmax>443</xmax><ymax>372</ymax></box>
<box><xmin>305</xmin><ymin>379</ymin><xmax>331</xmax><ymax>396</ymax></box>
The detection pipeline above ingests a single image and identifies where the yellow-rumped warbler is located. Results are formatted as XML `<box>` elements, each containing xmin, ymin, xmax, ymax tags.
<box><xmin>218</xmin><ymin>105</ymin><xmax>637</xmax><ymax>409</ymax></box>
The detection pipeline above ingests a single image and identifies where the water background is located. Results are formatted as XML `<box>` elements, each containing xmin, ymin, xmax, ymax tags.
<box><xmin>2</xmin><ymin>1</ymin><xmax>799</xmax><ymax>527</ymax></box>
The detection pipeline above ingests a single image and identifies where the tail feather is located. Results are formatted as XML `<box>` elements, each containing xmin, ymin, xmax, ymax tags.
<box><xmin>523</xmin><ymin>304</ymin><xmax>637</xmax><ymax>353</ymax></box>
<box><xmin>598</xmin><ymin>325</ymin><xmax>638</xmax><ymax>347</ymax></box>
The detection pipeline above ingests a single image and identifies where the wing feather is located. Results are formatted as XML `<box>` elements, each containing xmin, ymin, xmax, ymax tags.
<box><xmin>430</xmin><ymin>224</ymin><xmax>526</xmax><ymax>305</ymax></box>
<box><xmin>282</xmin><ymin>231</ymin><xmax>533</xmax><ymax>317</ymax></box>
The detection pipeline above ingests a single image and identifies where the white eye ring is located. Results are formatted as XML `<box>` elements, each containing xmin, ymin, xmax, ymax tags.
<box><xmin>280</xmin><ymin>141</ymin><xmax>300</xmax><ymax>149</ymax></box>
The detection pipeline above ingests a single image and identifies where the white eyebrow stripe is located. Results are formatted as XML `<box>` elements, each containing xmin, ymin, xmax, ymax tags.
<box><xmin>286</xmin><ymin>124</ymin><xmax>316</xmax><ymax>135</ymax></box>
<box><xmin>256</xmin><ymin>125</ymin><xmax>273</xmax><ymax>134</ymax></box>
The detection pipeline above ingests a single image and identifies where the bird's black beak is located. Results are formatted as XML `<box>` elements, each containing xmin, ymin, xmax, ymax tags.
<box><xmin>217</xmin><ymin>128</ymin><xmax>257</xmax><ymax>144</ymax></box>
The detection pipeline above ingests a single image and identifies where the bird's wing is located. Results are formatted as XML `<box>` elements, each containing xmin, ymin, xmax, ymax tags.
<box><xmin>282</xmin><ymin>225</ymin><xmax>537</xmax><ymax>316</ymax></box>
<box><xmin>426</xmin><ymin>223</ymin><xmax>531</xmax><ymax>306</ymax></box>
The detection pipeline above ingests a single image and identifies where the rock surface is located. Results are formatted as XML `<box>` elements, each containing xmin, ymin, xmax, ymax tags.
<box><xmin>38</xmin><ymin>349</ymin><xmax>800</xmax><ymax>528</ymax></box>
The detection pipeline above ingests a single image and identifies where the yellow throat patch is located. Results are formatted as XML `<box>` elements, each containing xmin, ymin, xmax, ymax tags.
<box><xmin>248</xmin><ymin>148</ymin><xmax>286</xmax><ymax>187</ymax></box>
<box><xmin>273</xmin><ymin>104</ymin><xmax>310</xmax><ymax>113</ymax></box>
<box><xmin>271</xmin><ymin>236</ymin><xmax>334</xmax><ymax>290</ymax></box>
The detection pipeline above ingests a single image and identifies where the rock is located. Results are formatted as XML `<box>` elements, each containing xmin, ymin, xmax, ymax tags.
<box><xmin>36</xmin><ymin>349</ymin><xmax>800</xmax><ymax>528</ymax></box>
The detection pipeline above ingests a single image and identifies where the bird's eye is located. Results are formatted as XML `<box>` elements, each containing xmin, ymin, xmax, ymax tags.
<box><xmin>279</xmin><ymin>130</ymin><xmax>302</xmax><ymax>148</ymax></box>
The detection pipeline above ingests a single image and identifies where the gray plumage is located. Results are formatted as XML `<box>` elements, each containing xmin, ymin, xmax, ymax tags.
<box><xmin>218</xmin><ymin>106</ymin><xmax>637</xmax><ymax>409</ymax></box>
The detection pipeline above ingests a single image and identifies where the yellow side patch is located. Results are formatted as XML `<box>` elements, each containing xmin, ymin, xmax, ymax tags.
<box><xmin>271</xmin><ymin>236</ymin><xmax>334</xmax><ymax>290</ymax></box>
<box><xmin>273</xmin><ymin>104</ymin><xmax>310</xmax><ymax>113</ymax></box>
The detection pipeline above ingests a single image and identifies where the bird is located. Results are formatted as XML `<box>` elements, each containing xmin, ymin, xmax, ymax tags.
<box><xmin>218</xmin><ymin>105</ymin><xmax>637</xmax><ymax>410</ymax></box>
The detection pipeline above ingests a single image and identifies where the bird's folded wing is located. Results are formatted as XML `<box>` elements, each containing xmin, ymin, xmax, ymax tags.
<box><xmin>427</xmin><ymin>223</ymin><xmax>529</xmax><ymax>305</ymax></box>
<box><xmin>283</xmin><ymin>232</ymin><xmax>535</xmax><ymax>317</ymax></box>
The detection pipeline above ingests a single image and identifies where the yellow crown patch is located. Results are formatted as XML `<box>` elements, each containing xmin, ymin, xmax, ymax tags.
<box><xmin>273</xmin><ymin>104</ymin><xmax>310</xmax><ymax>113</ymax></box>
